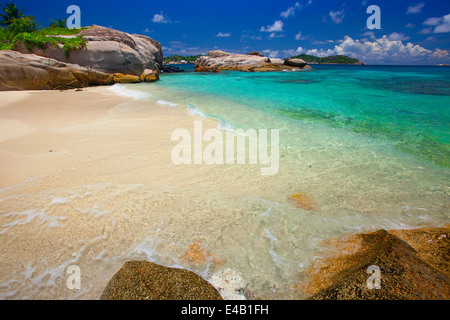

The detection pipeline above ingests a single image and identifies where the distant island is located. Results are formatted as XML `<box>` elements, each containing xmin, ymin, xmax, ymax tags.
<box><xmin>290</xmin><ymin>54</ymin><xmax>364</xmax><ymax>65</ymax></box>
<box><xmin>164</xmin><ymin>55</ymin><xmax>201</xmax><ymax>64</ymax></box>
<box><xmin>164</xmin><ymin>53</ymin><xmax>364</xmax><ymax>66</ymax></box>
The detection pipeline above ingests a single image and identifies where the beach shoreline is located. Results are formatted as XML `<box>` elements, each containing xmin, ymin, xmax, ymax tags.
<box><xmin>0</xmin><ymin>84</ymin><xmax>448</xmax><ymax>300</ymax></box>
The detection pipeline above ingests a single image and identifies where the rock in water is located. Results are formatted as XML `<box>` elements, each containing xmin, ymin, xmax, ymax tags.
<box><xmin>100</xmin><ymin>261</ymin><xmax>223</xmax><ymax>300</ymax></box>
<box><xmin>305</xmin><ymin>228</ymin><xmax>450</xmax><ymax>300</ymax></box>
<box><xmin>195</xmin><ymin>50</ymin><xmax>307</xmax><ymax>72</ymax></box>
<box><xmin>284</xmin><ymin>58</ymin><xmax>308</xmax><ymax>68</ymax></box>
<box><xmin>289</xmin><ymin>193</ymin><xmax>319</xmax><ymax>210</ymax></box>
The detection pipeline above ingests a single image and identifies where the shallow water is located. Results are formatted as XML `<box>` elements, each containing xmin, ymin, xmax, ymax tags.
<box><xmin>0</xmin><ymin>65</ymin><xmax>449</xmax><ymax>299</ymax></box>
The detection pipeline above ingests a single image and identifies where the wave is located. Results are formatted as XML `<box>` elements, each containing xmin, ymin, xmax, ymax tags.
<box><xmin>186</xmin><ymin>103</ymin><xmax>207</xmax><ymax>118</ymax></box>
<box><xmin>186</xmin><ymin>103</ymin><xmax>235</xmax><ymax>132</ymax></box>
<box><xmin>157</xmin><ymin>100</ymin><xmax>178</xmax><ymax>106</ymax></box>
<box><xmin>108</xmin><ymin>84</ymin><xmax>152</xmax><ymax>100</ymax></box>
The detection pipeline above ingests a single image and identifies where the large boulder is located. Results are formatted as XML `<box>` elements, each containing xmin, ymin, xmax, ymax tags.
<box><xmin>0</xmin><ymin>50</ymin><xmax>114</xmax><ymax>90</ymax></box>
<box><xmin>14</xmin><ymin>25</ymin><xmax>163</xmax><ymax>76</ymax></box>
<box><xmin>246</xmin><ymin>51</ymin><xmax>264</xmax><ymax>57</ymax></box>
<box><xmin>195</xmin><ymin>50</ymin><xmax>307</xmax><ymax>72</ymax></box>
<box><xmin>284</xmin><ymin>58</ymin><xmax>308</xmax><ymax>68</ymax></box>
<box><xmin>305</xmin><ymin>227</ymin><xmax>450</xmax><ymax>300</ymax></box>
<box><xmin>100</xmin><ymin>261</ymin><xmax>223</xmax><ymax>300</ymax></box>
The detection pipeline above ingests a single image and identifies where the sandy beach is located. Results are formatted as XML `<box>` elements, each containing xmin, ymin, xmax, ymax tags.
<box><xmin>0</xmin><ymin>86</ymin><xmax>286</xmax><ymax>299</ymax></box>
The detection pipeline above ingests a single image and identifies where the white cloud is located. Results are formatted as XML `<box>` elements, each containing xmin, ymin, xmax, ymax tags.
<box><xmin>312</xmin><ymin>40</ymin><xmax>335</xmax><ymax>45</ymax></box>
<box><xmin>260</xmin><ymin>20</ymin><xmax>284</xmax><ymax>32</ymax></box>
<box><xmin>262</xmin><ymin>47</ymin><xmax>303</xmax><ymax>58</ymax></box>
<box><xmin>332</xmin><ymin>35</ymin><xmax>449</xmax><ymax>64</ymax></box>
<box><xmin>419</xmin><ymin>27</ymin><xmax>433</xmax><ymax>34</ymax></box>
<box><xmin>152</xmin><ymin>11</ymin><xmax>170</xmax><ymax>23</ymax></box>
<box><xmin>433</xmin><ymin>48</ymin><xmax>449</xmax><ymax>59</ymax></box>
<box><xmin>216</xmin><ymin>32</ymin><xmax>231</xmax><ymax>37</ymax></box>
<box><xmin>295</xmin><ymin>31</ymin><xmax>307</xmax><ymax>40</ymax></box>
<box><xmin>423</xmin><ymin>17</ymin><xmax>443</xmax><ymax>26</ymax></box>
<box><xmin>361</xmin><ymin>31</ymin><xmax>376</xmax><ymax>40</ymax></box>
<box><xmin>268</xmin><ymin>32</ymin><xmax>284</xmax><ymax>39</ymax></box>
<box><xmin>406</xmin><ymin>2</ymin><xmax>425</xmax><ymax>14</ymax></box>
<box><xmin>422</xmin><ymin>14</ymin><xmax>450</xmax><ymax>33</ymax></box>
<box><xmin>434</xmin><ymin>14</ymin><xmax>450</xmax><ymax>33</ymax></box>
<box><xmin>275</xmin><ymin>35</ymin><xmax>449</xmax><ymax>64</ymax></box>
<box><xmin>329</xmin><ymin>9</ymin><xmax>345</xmax><ymax>24</ymax></box>
<box><xmin>280</xmin><ymin>2</ymin><xmax>302</xmax><ymax>19</ymax></box>
<box><xmin>387</xmin><ymin>32</ymin><xmax>410</xmax><ymax>41</ymax></box>
<box><xmin>406</xmin><ymin>23</ymin><xmax>415</xmax><ymax>28</ymax></box>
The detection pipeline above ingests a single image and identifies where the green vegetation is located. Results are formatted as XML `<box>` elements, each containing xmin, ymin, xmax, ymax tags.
<box><xmin>164</xmin><ymin>55</ymin><xmax>201</xmax><ymax>64</ymax></box>
<box><xmin>290</xmin><ymin>54</ymin><xmax>364</xmax><ymax>65</ymax></box>
<box><xmin>49</xmin><ymin>18</ymin><xmax>67</xmax><ymax>28</ymax></box>
<box><xmin>13</xmin><ymin>32</ymin><xmax>87</xmax><ymax>58</ymax></box>
<box><xmin>0</xmin><ymin>2</ymin><xmax>88</xmax><ymax>58</ymax></box>
<box><xmin>0</xmin><ymin>1</ymin><xmax>24</xmax><ymax>26</ymax></box>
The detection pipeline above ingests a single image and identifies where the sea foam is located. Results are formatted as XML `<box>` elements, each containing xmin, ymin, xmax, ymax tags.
<box><xmin>108</xmin><ymin>84</ymin><xmax>152</xmax><ymax>100</ymax></box>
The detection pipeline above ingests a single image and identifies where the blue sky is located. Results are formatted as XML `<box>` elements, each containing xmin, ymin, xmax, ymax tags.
<box><xmin>4</xmin><ymin>0</ymin><xmax>450</xmax><ymax>64</ymax></box>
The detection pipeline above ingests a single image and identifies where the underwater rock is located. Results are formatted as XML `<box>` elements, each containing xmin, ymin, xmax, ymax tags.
<box><xmin>289</xmin><ymin>193</ymin><xmax>319</xmax><ymax>210</ymax></box>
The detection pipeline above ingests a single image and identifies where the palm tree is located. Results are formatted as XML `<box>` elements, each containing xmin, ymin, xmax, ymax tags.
<box><xmin>0</xmin><ymin>1</ymin><xmax>24</xmax><ymax>26</ymax></box>
<box><xmin>49</xmin><ymin>18</ymin><xmax>67</xmax><ymax>28</ymax></box>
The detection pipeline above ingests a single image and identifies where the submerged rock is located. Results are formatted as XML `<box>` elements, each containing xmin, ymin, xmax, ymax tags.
<box><xmin>305</xmin><ymin>227</ymin><xmax>450</xmax><ymax>300</ymax></box>
<box><xmin>195</xmin><ymin>50</ymin><xmax>307</xmax><ymax>72</ymax></box>
<box><xmin>180</xmin><ymin>239</ymin><xmax>223</xmax><ymax>269</ymax></box>
<box><xmin>289</xmin><ymin>193</ymin><xmax>319</xmax><ymax>210</ymax></box>
<box><xmin>100</xmin><ymin>261</ymin><xmax>223</xmax><ymax>300</ymax></box>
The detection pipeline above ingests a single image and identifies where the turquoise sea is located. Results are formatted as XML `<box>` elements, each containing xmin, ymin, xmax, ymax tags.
<box><xmin>158</xmin><ymin>64</ymin><xmax>450</xmax><ymax>168</ymax></box>
<box><xmin>106</xmin><ymin>64</ymin><xmax>449</xmax><ymax>298</ymax></box>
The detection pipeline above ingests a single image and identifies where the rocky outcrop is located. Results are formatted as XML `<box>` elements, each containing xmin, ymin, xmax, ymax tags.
<box><xmin>100</xmin><ymin>261</ymin><xmax>223</xmax><ymax>300</ymax></box>
<box><xmin>195</xmin><ymin>51</ymin><xmax>308</xmax><ymax>72</ymax></box>
<box><xmin>305</xmin><ymin>227</ymin><xmax>450</xmax><ymax>300</ymax></box>
<box><xmin>14</xmin><ymin>25</ymin><xmax>163</xmax><ymax>77</ymax></box>
<box><xmin>284</xmin><ymin>58</ymin><xmax>307</xmax><ymax>68</ymax></box>
<box><xmin>0</xmin><ymin>50</ymin><xmax>114</xmax><ymax>90</ymax></box>
<box><xmin>269</xmin><ymin>58</ymin><xmax>285</xmax><ymax>65</ymax></box>
<box><xmin>246</xmin><ymin>51</ymin><xmax>264</xmax><ymax>57</ymax></box>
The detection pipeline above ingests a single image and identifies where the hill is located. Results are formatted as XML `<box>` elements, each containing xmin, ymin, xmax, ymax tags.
<box><xmin>290</xmin><ymin>54</ymin><xmax>364</xmax><ymax>65</ymax></box>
